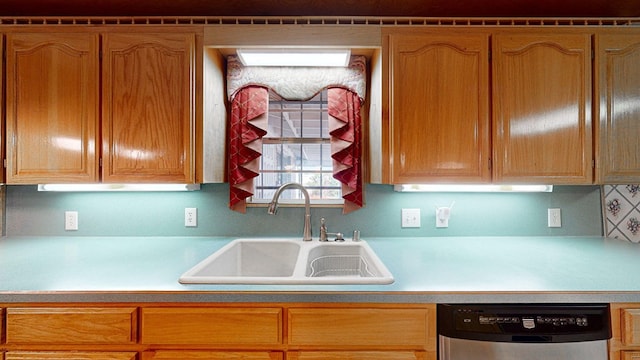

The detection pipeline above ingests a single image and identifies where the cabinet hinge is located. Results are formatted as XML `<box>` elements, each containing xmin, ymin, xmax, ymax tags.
<box><xmin>488</xmin><ymin>49</ymin><xmax>492</xmax><ymax>62</ymax></box>
<box><xmin>488</xmin><ymin>157</ymin><xmax>492</xmax><ymax>171</ymax></box>
<box><xmin>592</xmin><ymin>159</ymin><xmax>596</xmax><ymax>168</ymax></box>
<box><xmin>99</xmin><ymin>158</ymin><xmax>103</xmax><ymax>167</ymax></box>
<box><xmin>591</xmin><ymin>48</ymin><xmax>595</xmax><ymax>60</ymax></box>
<box><xmin>3</xmin><ymin>159</ymin><xmax>6</xmax><ymax>168</ymax></box>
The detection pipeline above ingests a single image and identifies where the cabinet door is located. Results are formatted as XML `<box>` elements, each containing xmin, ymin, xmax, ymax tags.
<box><xmin>5</xmin><ymin>352</ymin><xmax>137</xmax><ymax>360</ymax></box>
<box><xmin>384</xmin><ymin>31</ymin><xmax>491</xmax><ymax>184</ymax></box>
<box><xmin>287</xmin><ymin>351</ymin><xmax>428</xmax><ymax>360</ymax></box>
<box><xmin>6</xmin><ymin>307</ymin><xmax>137</xmax><ymax>344</ymax></box>
<box><xmin>140</xmin><ymin>307</ymin><xmax>282</xmax><ymax>346</ymax></box>
<box><xmin>492</xmin><ymin>32</ymin><xmax>592</xmax><ymax>184</ymax></box>
<box><xmin>141</xmin><ymin>351</ymin><xmax>282</xmax><ymax>360</ymax></box>
<box><xmin>596</xmin><ymin>32</ymin><xmax>640</xmax><ymax>183</ymax></box>
<box><xmin>102</xmin><ymin>32</ymin><xmax>195</xmax><ymax>183</ymax></box>
<box><xmin>5</xmin><ymin>32</ymin><xmax>100</xmax><ymax>184</ymax></box>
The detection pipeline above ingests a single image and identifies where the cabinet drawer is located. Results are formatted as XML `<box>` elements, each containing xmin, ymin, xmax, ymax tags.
<box><xmin>623</xmin><ymin>309</ymin><xmax>640</xmax><ymax>345</ymax></box>
<box><xmin>623</xmin><ymin>352</ymin><xmax>640</xmax><ymax>360</ymax></box>
<box><xmin>288</xmin><ymin>308</ymin><xmax>431</xmax><ymax>347</ymax></box>
<box><xmin>287</xmin><ymin>351</ymin><xmax>428</xmax><ymax>360</ymax></box>
<box><xmin>142</xmin><ymin>351</ymin><xmax>282</xmax><ymax>360</ymax></box>
<box><xmin>141</xmin><ymin>307</ymin><xmax>282</xmax><ymax>345</ymax></box>
<box><xmin>5</xmin><ymin>352</ymin><xmax>137</xmax><ymax>360</ymax></box>
<box><xmin>6</xmin><ymin>307</ymin><xmax>137</xmax><ymax>344</ymax></box>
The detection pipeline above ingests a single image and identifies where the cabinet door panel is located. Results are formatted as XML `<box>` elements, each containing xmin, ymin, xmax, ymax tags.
<box><xmin>6</xmin><ymin>307</ymin><xmax>137</xmax><ymax>344</ymax></box>
<box><xmin>624</xmin><ymin>352</ymin><xmax>640</xmax><ymax>360</ymax></box>
<box><xmin>287</xmin><ymin>351</ymin><xmax>428</xmax><ymax>360</ymax></box>
<box><xmin>5</xmin><ymin>32</ymin><xmax>99</xmax><ymax>184</ymax></box>
<box><xmin>5</xmin><ymin>352</ymin><xmax>137</xmax><ymax>360</ymax></box>
<box><xmin>141</xmin><ymin>307</ymin><xmax>282</xmax><ymax>345</ymax></box>
<box><xmin>385</xmin><ymin>31</ymin><xmax>490</xmax><ymax>183</ymax></box>
<box><xmin>288</xmin><ymin>308</ymin><xmax>432</xmax><ymax>348</ymax></box>
<box><xmin>623</xmin><ymin>308</ymin><xmax>640</xmax><ymax>346</ymax></box>
<box><xmin>142</xmin><ymin>351</ymin><xmax>282</xmax><ymax>360</ymax></box>
<box><xmin>596</xmin><ymin>32</ymin><xmax>640</xmax><ymax>183</ymax></box>
<box><xmin>493</xmin><ymin>32</ymin><xmax>592</xmax><ymax>183</ymax></box>
<box><xmin>102</xmin><ymin>32</ymin><xmax>195</xmax><ymax>183</ymax></box>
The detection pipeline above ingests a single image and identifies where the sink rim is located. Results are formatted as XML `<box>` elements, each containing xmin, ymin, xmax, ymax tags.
<box><xmin>179</xmin><ymin>237</ymin><xmax>394</xmax><ymax>285</ymax></box>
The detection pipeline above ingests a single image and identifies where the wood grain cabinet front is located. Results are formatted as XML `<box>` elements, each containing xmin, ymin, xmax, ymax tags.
<box><xmin>101</xmin><ymin>32</ymin><xmax>195</xmax><ymax>184</ymax></box>
<box><xmin>4</xmin><ymin>352</ymin><xmax>137</xmax><ymax>360</ymax></box>
<box><xmin>5</xmin><ymin>32</ymin><xmax>100</xmax><ymax>184</ymax></box>
<box><xmin>140</xmin><ymin>307</ymin><xmax>282</xmax><ymax>346</ymax></box>
<box><xmin>287</xmin><ymin>307</ymin><xmax>435</xmax><ymax>350</ymax></box>
<box><xmin>286</xmin><ymin>351</ymin><xmax>428</xmax><ymax>360</ymax></box>
<box><xmin>383</xmin><ymin>30</ymin><xmax>491</xmax><ymax>184</ymax></box>
<box><xmin>596</xmin><ymin>30</ymin><xmax>640</xmax><ymax>183</ymax></box>
<box><xmin>141</xmin><ymin>350</ymin><xmax>282</xmax><ymax>360</ymax></box>
<box><xmin>5</xmin><ymin>307</ymin><xmax>137</xmax><ymax>345</ymax></box>
<box><xmin>492</xmin><ymin>31</ymin><xmax>593</xmax><ymax>184</ymax></box>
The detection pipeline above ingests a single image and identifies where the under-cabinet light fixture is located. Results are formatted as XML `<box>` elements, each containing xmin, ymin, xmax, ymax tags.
<box><xmin>38</xmin><ymin>184</ymin><xmax>201</xmax><ymax>192</ymax></box>
<box><xmin>236</xmin><ymin>48</ymin><xmax>351</xmax><ymax>67</ymax></box>
<box><xmin>394</xmin><ymin>184</ymin><xmax>553</xmax><ymax>193</ymax></box>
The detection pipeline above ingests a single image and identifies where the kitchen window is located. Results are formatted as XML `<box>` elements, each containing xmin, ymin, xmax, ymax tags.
<box><xmin>250</xmin><ymin>89</ymin><xmax>343</xmax><ymax>204</ymax></box>
<box><xmin>227</xmin><ymin>54</ymin><xmax>366</xmax><ymax>213</ymax></box>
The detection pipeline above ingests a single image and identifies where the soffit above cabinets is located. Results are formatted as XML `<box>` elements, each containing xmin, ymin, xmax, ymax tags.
<box><xmin>0</xmin><ymin>0</ymin><xmax>638</xmax><ymax>18</ymax></box>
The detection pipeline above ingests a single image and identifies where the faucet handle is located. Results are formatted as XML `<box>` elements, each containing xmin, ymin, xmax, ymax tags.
<box><xmin>320</xmin><ymin>218</ymin><xmax>328</xmax><ymax>242</ymax></box>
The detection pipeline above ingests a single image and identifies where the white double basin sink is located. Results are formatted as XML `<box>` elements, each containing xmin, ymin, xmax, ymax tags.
<box><xmin>179</xmin><ymin>238</ymin><xmax>394</xmax><ymax>285</ymax></box>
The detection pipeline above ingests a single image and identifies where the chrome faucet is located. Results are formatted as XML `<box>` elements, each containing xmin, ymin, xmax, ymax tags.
<box><xmin>267</xmin><ymin>183</ymin><xmax>312</xmax><ymax>241</ymax></box>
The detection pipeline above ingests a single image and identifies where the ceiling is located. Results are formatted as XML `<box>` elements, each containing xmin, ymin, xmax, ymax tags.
<box><xmin>2</xmin><ymin>0</ymin><xmax>639</xmax><ymax>18</ymax></box>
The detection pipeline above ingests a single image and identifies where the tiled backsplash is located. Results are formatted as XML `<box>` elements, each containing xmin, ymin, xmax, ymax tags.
<box><xmin>604</xmin><ymin>185</ymin><xmax>640</xmax><ymax>243</ymax></box>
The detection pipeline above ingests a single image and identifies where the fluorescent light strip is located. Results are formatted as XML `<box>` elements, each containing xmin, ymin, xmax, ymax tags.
<box><xmin>38</xmin><ymin>184</ymin><xmax>201</xmax><ymax>192</ymax></box>
<box><xmin>394</xmin><ymin>184</ymin><xmax>553</xmax><ymax>193</ymax></box>
<box><xmin>237</xmin><ymin>48</ymin><xmax>351</xmax><ymax>67</ymax></box>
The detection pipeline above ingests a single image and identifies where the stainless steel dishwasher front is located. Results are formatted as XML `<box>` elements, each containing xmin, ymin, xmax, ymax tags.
<box><xmin>437</xmin><ymin>303</ymin><xmax>611</xmax><ymax>360</ymax></box>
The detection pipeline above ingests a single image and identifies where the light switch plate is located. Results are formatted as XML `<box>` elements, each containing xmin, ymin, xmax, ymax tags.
<box><xmin>401</xmin><ymin>208</ymin><xmax>421</xmax><ymax>228</ymax></box>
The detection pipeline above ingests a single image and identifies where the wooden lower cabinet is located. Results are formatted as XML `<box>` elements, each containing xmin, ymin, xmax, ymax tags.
<box><xmin>610</xmin><ymin>304</ymin><xmax>640</xmax><ymax>360</ymax></box>
<box><xmin>141</xmin><ymin>351</ymin><xmax>282</xmax><ymax>359</ymax></box>
<box><xmin>5</xmin><ymin>307</ymin><xmax>137</xmax><ymax>345</ymax></box>
<box><xmin>0</xmin><ymin>303</ymin><xmax>436</xmax><ymax>360</ymax></box>
<box><xmin>286</xmin><ymin>351</ymin><xmax>427</xmax><ymax>360</ymax></box>
<box><xmin>4</xmin><ymin>352</ymin><xmax>137</xmax><ymax>360</ymax></box>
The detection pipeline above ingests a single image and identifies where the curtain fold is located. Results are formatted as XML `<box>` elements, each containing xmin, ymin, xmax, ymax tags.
<box><xmin>228</xmin><ymin>85</ymin><xmax>269</xmax><ymax>213</ymax></box>
<box><xmin>328</xmin><ymin>87</ymin><xmax>363</xmax><ymax>213</ymax></box>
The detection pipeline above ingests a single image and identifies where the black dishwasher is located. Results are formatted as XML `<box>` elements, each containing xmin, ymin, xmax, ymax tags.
<box><xmin>438</xmin><ymin>303</ymin><xmax>611</xmax><ymax>360</ymax></box>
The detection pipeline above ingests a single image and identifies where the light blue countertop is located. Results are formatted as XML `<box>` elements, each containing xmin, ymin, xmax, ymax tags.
<box><xmin>1</xmin><ymin>235</ymin><xmax>640</xmax><ymax>303</ymax></box>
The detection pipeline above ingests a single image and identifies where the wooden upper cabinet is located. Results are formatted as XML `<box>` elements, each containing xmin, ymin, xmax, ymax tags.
<box><xmin>5</xmin><ymin>33</ymin><xmax>100</xmax><ymax>184</ymax></box>
<box><xmin>383</xmin><ymin>31</ymin><xmax>491</xmax><ymax>184</ymax></box>
<box><xmin>492</xmin><ymin>32</ymin><xmax>593</xmax><ymax>184</ymax></box>
<box><xmin>102</xmin><ymin>32</ymin><xmax>195</xmax><ymax>183</ymax></box>
<box><xmin>596</xmin><ymin>31</ymin><xmax>640</xmax><ymax>183</ymax></box>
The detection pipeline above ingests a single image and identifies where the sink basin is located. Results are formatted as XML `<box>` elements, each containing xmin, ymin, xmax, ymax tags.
<box><xmin>179</xmin><ymin>238</ymin><xmax>394</xmax><ymax>285</ymax></box>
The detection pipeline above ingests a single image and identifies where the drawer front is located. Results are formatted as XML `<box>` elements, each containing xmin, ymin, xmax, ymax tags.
<box><xmin>141</xmin><ymin>307</ymin><xmax>282</xmax><ymax>345</ymax></box>
<box><xmin>142</xmin><ymin>351</ymin><xmax>282</xmax><ymax>360</ymax></box>
<box><xmin>287</xmin><ymin>351</ymin><xmax>427</xmax><ymax>360</ymax></box>
<box><xmin>623</xmin><ymin>352</ymin><xmax>640</xmax><ymax>360</ymax></box>
<box><xmin>288</xmin><ymin>308</ymin><xmax>431</xmax><ymax>347</ymax></box>
<box><xmin>5</xmin><ymin>352</ymin><xmax>137</xmax><ymax>360</ymax></box>
<box><xmin>6</xmin><ymin>308</ymin><xmax>137</xmax><ymax>344</ymax></box>
<box><xmin>623</xmin><ymin>309</ymin><xmax>640</xmax><ymax>345</ymax></box>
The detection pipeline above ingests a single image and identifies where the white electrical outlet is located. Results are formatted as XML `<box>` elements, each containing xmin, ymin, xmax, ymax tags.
<box><xmin>548</xmin><ymin>208</ymin><xmax>562</xmax><ymax>228</ymax></box>
<box><xmin>401</xmin><ymin>208</ymin><xmax>421</xmax><ymax>228</ymax></box>
<box><xmin>436</xmin><ymin>207</ymin><xmax>451</xmax><ymax>228</ymax></box>
<box><xmin>185</xmin><ymin>208</ymin><xmax>197</xmax><ymax>227</ymax></box>
<box><xmin>65</xmin><ymin>211</ymin><xmax>78</xmax><ymax>231</ymax></box>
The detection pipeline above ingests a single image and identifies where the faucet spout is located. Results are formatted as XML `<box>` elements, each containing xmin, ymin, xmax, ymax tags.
<box><xmin>268</xmin><ymin>183</ymin><xmax>312</xmax><ymax>241</ymax></box>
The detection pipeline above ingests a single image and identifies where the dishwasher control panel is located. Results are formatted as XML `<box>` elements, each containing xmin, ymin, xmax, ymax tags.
<box><xmin>438</xmin><ymin>304</ymin><xmax>611</xmax><ymax>343</ymax></box>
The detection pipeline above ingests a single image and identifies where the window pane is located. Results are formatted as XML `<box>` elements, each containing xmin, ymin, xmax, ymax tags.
<box><xmin>253</xmin><ymin>89</ymin><xmax>342</xmax><ymax>203</ymax></box>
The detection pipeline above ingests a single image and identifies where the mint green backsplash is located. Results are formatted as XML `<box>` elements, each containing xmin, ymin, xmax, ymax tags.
<box><xmin>4</xmin><ymin>184</ymin><xmax>603</xmax><ymax>237</ymax></box>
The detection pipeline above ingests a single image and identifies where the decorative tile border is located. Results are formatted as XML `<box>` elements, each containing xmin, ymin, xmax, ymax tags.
<box><xmin>603</xmin><ymin>185</ymin><xmax>640</xmax><ymax>243</ymax></box>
